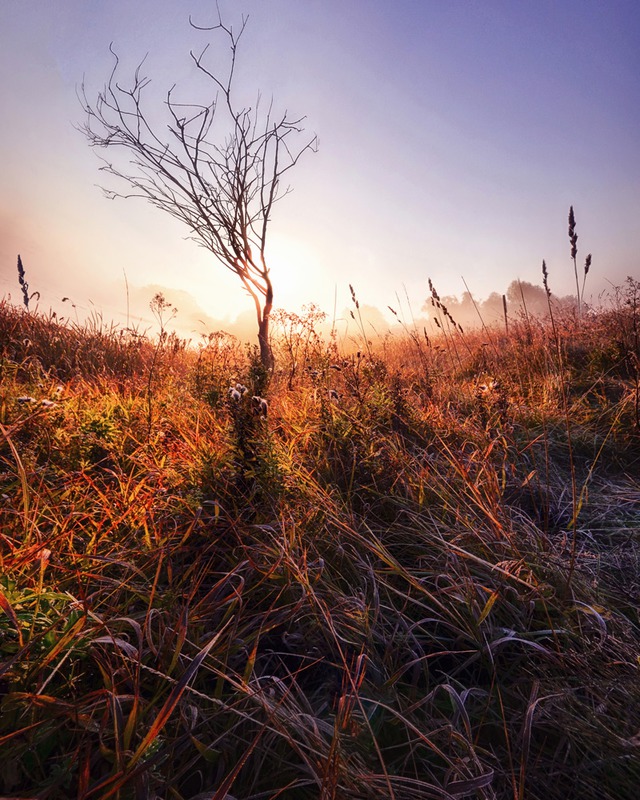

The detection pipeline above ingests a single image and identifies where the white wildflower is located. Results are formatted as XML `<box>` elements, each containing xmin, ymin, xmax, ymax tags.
<box><xmin>252</xmin><ymin>396</ymin><xmax>268</xmax><ymax>417</ymax></box>
<box><xmin>477</xmin><ymin>378</ymin><xmax>499</xmax><ymax>395</ymax></box>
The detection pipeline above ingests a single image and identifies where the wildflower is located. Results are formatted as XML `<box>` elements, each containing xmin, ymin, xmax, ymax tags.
<box><xmin>328</xmin><ymin>388</ymin><xmax>340</xmax><ymax>401</ymax></box>
<box><xmin>53</xmin><ymin>385</ymin><xmax>64</xmax><ymax>397</ymax></box>
<box><xmin>17</xmin><ymin>396</ymin><xmax>36</xmax><ymax>404</ymax></box>
<box><xmin>252</xmin><ymin>395</ymin><xmax>268</xmax><ymax>417</ymax></box>
<box><xmin>477</xmin><ymin>378</ymin><xmax>499</xmax><ymax>395</ymax></box>
<box><xmin>228</xmin><ymin>387</ymin><xmax>241</xmax><ymax>401</ymax></box>
<box><xmin>235</xmin><ymin>383</ymin><xmax>248</xmax><ymax>395</ymax></box>
<box><xmin>41</xmin><ymin>399</ymin><xmax>57</xmax><ymax>408</ymax></box>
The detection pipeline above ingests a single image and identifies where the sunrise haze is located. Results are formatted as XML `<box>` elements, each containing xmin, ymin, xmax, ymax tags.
<box><xmin>1</xmin><ymin>0</ymin><xmax>638</xmax><ymax>339</ymax></box>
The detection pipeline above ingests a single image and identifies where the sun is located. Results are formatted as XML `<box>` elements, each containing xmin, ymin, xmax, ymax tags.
<box><xmin>266</xmin><ymin>233</ymin><xmax>329</xmax><ymax>312</ymax></box>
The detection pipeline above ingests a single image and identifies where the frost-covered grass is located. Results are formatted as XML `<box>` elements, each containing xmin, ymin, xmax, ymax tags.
<box><xmin>1</xmin><ymin>285</ymin><xmax>639</xmax><ymax>800</ymax></box>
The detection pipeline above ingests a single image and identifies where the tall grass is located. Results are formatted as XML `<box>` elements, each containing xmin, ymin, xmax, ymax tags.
<box><xmin>1</xmin><ymin>284</ymin><xmax>639</xmax><ymax>799</ymax></box>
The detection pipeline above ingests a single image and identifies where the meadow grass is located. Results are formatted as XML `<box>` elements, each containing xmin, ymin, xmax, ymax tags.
<box><xmin>1</xmin><ymin>285</ymin><xmax>639</xmax><ymax>800</ymax></box>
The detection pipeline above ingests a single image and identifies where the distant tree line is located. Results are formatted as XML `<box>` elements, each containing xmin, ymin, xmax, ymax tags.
<box><xmin>423</xmin><ymin>279</ymin><xmax>578</xmax><ymax>330</ymax></box>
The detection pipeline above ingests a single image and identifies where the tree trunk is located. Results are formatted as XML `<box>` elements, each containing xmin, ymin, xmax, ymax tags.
<box><xmin>258</xmin><ymin>312</ymin><xmax>274</xmax><ymax>374</ymax></box>
<box><xmin>258</xmin><ymin>276</ymin><xmax>274</xmax><ymax>375</ymax></box>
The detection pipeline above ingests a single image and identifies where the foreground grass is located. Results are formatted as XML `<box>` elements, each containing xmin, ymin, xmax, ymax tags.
<box><xmin>1</xmin><ymin>290</ymin><xmax>639</xmax><ymax>799</ymax></box>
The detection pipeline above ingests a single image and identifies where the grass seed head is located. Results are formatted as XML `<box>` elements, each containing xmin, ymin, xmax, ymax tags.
<box><xmin>568</xmin><ymin>205</ymin><xmax>578</xmax><ymax>260</ymax></box>
<box><xmin>542</xmin><ymin>259</ymin><xmax>551</xmax><ymax>297</ymax></box>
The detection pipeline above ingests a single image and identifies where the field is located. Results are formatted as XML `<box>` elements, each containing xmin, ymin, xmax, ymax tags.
<box><xmin>1</xmin><ymin>283</ymin><xmax>640</xmax><ymax>800</ymax></box>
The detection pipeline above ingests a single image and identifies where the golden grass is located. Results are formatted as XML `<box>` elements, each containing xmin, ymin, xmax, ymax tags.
<box><xmin>1</xmin><ymin>287</ymin><xmax>639</xmax><ymax>799</ymax></box>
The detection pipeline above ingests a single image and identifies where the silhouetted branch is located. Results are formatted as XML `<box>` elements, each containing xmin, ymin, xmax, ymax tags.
<box><xmin>78</xmin><ymin>14</ymin><xmax>316</xmax><ymax>370</ymax></box>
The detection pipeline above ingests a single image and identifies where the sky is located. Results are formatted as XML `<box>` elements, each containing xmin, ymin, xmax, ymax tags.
<box><xmin>1</xmin><ymin>0</ymin><xmax>639</xmax><ymax>340</ymax></box>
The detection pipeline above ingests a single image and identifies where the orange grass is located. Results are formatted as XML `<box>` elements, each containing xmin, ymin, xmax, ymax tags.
<box><xmin>1</xmin><ymin>286</ymin><xmax>639</xmax><ymax>800</ymax></box>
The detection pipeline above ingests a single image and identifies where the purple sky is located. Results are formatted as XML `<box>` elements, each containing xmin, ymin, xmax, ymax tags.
<box><xmin>1</xmin><ymin>0</ymin><xmax>638</xmax><ymax>337</ymax></box>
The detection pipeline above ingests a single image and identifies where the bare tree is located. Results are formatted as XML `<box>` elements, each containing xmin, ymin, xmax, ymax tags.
<box><xmin>78</xmin><ymin>13</ymin><xmax>316</xmax><ymax>372</ymax></box>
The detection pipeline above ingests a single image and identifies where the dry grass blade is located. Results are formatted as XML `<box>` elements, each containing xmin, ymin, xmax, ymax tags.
<box><xmin>0</xmin><ymin>588</ymin><xmax>24</xmax><ymax>648</ymax></box>
<box><xmin>127</xmin><ymin>620</ymin><xmax>232</xmax><ymax>769</ymax></box>
<box><xmin>0</xmin><ymin>422</ymin><xmax>33</xmax><ymax>543</ymax></box>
